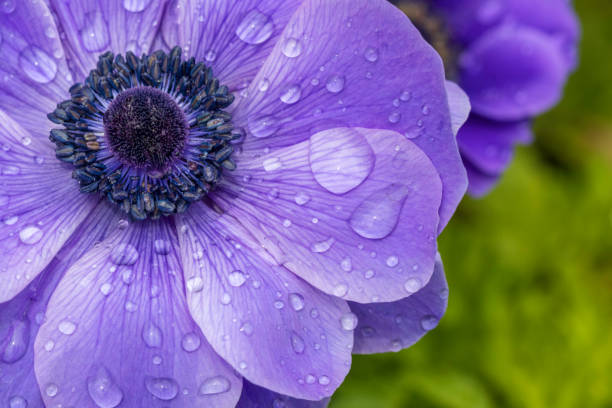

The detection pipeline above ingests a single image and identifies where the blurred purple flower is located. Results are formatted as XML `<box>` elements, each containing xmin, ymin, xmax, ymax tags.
<box><xmin>393</xmin><ymin>0</ymin><xmax>579</xmax><ymax>196</ymax></box>
<box><xmin>0</xmin><ymin>0</ymin><xmax>467</xmax><ymax>406</ymax></box>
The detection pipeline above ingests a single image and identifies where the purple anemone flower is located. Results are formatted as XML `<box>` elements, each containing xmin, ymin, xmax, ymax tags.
<box><xmin>0</xmin><ymin>1</ymin><xmax>468</xmax><ymax>406</ymax></box>
<box><xmin>392</xmin><ymin>0</ymin><xmax>579</xmax><ymax>196</ymax></box>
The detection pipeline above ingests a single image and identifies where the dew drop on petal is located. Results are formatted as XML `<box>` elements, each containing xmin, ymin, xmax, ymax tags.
<box><xmin>404</xmin><ymin>278</ymin><xmax>422</xmax><ymax>293</ymax></box>
<box><xmin>318</xmin><ymin>376</ymin><xmax>330</xmax><ymax>386</ymax></box>
<box><xmin>141</xmin><ymin>323</ymin><xmax>162</xmax><ymax>348</ymax></box>
<box><xmin>144</xmin><ymin>377</ymin><xmax>178</xmax><ymax>401</ymax></box>
<box><xmin>386</xmin><ymin>255</ymin><xmax>399</xmax><ymax>268</ymax></box>
<box><xmin>340</xmin><ymin>312</ymin><xmax>358</xmax><ymax>331</ymax></box>
<box><xmin>0</xmin><ymin>0</ymin><xmax>16</xmax><ymax>14</ymax></box>
<box><xmin>248</xmin><ymin>116</ymin><xmax>278</xmax><ymax>138</ymax></box>
<box><xmin>290</xmin><ymin>331</ymin><xmax>305</xmax><ymax>354</ymax></box>
<box><xmin>282</xmin><ymin>37</ymin><xmax>302</xmax><ymax>58</ymax></box>
<box><xmin>280</xmin><ymin>84</ymin><xmax>301</xmax><ymax>104</ymax></box>
<box><xmin>325</xmin><ymin>75</ymin><xmax>345</xmax><ymax>93</ymax></box>
<box><xmin>186</xmin><ymin>276</ymin><xmax>204</xmax><ymax>292</ymax></box>
<box><xmin>110</xmin><ymin>244</ymin><xmax>139</xmax><ymax>265</ymax></box>
<box><xmin>310</xmin><ymin>238</ymin><xmax>335</xmax><ymax>253</ymax></box>
<box><xmin>364</xmin><ymin>47</ymin><xmax>378</xmax><ymax>62</ymax></box>
<box><xmin>19</xmin><ymin>226</ymin><xmax>43</xmax><ymax>245</ymax></box>
<box><xmin>263</xmin><ymin>157</ymin><xmax>282</xmax><ymax>172</ymax></box>
<box><xmin>420</xmin><ymin>315</ymin><xmax>439</xmax><ymax>331</ymax></box>
<box><xmin>199</xmin><ymin>376</ymin><xmax>231</xmax><ymax>395</ymax></box>
<box><xmin>181</xmin><ymin>332</ymin><xmax>201</xmax><ymax>352</ymax></box>
<box><xmin>21</xmin><ymin>48</ymin><xmax>56</xmax><ymax>82</ymax></box>
<box><xmin>227</xmin><ymin>270</ymin><xmax>247</xmax><ymax>287</ymax></box>
<box><xmin>1</xmin><ymin>319</ymin><xmax>29</xmax><ymax>363</ymax></box>
<box><xmin>122</xmin><ymin>0</ymin><xmax>151</xmax><ymax>12</ymax></box>
<box><xmin>58</xmin><ymin>320</ymin><xmax>76</xmax><ymax>335</ymax></box>
<box><xmin>87</xmin><ymin>366</ymin><xmax>123</xmax><ymax>408</ymax></box>
<box><xmin>153</xmin><ymin>239</ymin><xmax>171</xmax><ymax>255</ymax></box>
<box><xmin>45</xmin><ymin>384</ymin><xmax>58</xmax><ymax>397</ymax></box>
<box><xmin>349</xmin><ymin>185</ymin><xmax>409</xmax><ymax>239</ymax></box>
<box><xmin>236</xmin><ymin>10</ymin><xmax>274</xmax><ymax>45</ymax></box>
<box><xmin>9</xmin><ymin>396</ymin><xmax>27</xmax><ymax>408</ymax></box>
<box><xmin>333</xmin><ymin>283</ymin><xmax>348</xmax><ymax>297</ymax></box>
<box><xmin>80</xmin><ymin>11</ymin><xmax>110</xmax><ymax>52</ymax></box>
<box><xmin>288</xmin><ymin>293</ymin><xmax>305</xmax><ymax>311</ymax></box>
<box><xmin>294</xmin><ymin>191</ymin><xmax>310</xmax><ymax>205</ymax></box>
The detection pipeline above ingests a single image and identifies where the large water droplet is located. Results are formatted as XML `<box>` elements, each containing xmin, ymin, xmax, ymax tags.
<box><xmin>199</xmin><ymin>376</ymin><xmax>231</xmax><ymax>395</ymax></box>
<box><xmin>280</xmin><ymin>84</ymin><xmax>301</xmax><ymax>104</ymax></box>
<box><xmin>1</xmin><ymin>319</ymin><xmax>29</xmax><ymax>363</ymax></box>
<box><xmin>153</xmin><ymin>239</ymin><xmax>171</xmax><ymax>255</ymax></box>
<box><xmin>340</xmin><ymin>312</ymin><xmax>358</xmax><ymax>331</ymax></box>
<box><xmin>349</xmin><ymin>185</ymin><xmax>409</xmax><ymax>239</ymax></box>
<box><xmin>263</xmin><ymin>157</ymin><xmax>282</xmax><ymax>172</ymax></box>
<box><xmin>404</xmin><ymin>278</ymin><xmax>422</xmax><ymax>293</ymax></box>
<box><xmin>58</xmin><ymin>320</ymin><xmax>76</xmax><ymax>335</ymax></box>
<box><xmin>325</xmin><ymin>75</ymin><xmax>345</xmax><ymax>93</ymax></box>
<box><xmin>288</xmin><ymin>293</ymin><xmax>305</xmax><ymax>311</ymax></box>
<box><xmin>141</xmin><ymin>323</ymin><xmax>162</xmax><ymax>348</ymax></box>
<box><xmin>248</xmin><ymin>116</ymin><xmax>278</xmax><ymax>138</ymax></box>
<box><xmin>45</xmin><ymin>384</ymin><xmax>58</xmax><ymax>397</ymax></box>
<box><xmin>87</xmin><ymin>367</ymin><xmax>123</xmax><ymax>408</ymax></box>
<box><xmin>186</xmin><ymin>276</ymin><xmax>204</xmax><ymax>292</ymax></box>
<box><xmin>181</xmin><ymin>332</ymin><xmax>201</xmax><ymax>352</ymax></box>
<box><xmin>309</xmin><ymin>128</ymin><xmax>373</xmax><ymax>194</ymax></box>
<box><xmin>364</xmin><ymin>47</ymin><xmax>378</xmax><ymax>62</ymax></box>
<box><xmin>144</xmin><ymin>377</ymin><xmax>179</xmax><ymax>401</ymax></box>
<box><xmin>236</xmin><ymin>10</ymin><xmax>274</xmax><ymax>45</ymax></box>
<box><xmin>228</xmin><ymin>270</ymin><xmax>247</xmax><ymax>287</ymax></box>
<box><xmin>420</xmin><ymin>315</ymin><xmax>439</xmax><ymax>331</ymax></box>
<box><xmin>19</xmin><ymin>46</ymin><xmax>57</xmax><ymax>84</ymax></box>
<box><xmin>310</xmin><ymin>238</ymin><xmax>334</xmax><ymax>253</ymax></box>
<box><xmin>19</xmin><ymin>225</ymin><xmax>43</xmax><ymax>245</ymax></box>
<box><xmin>8</xmin><ymin>396</ymin><xmax>27</xmax><ymax>408</ymax></box>
<box><xmin>110</xmin><ymin>244</ymin><xmax>139</xmax><ymax>265</ymax></box>
<box><xmin>80</xmin><ymin>11</ymin><xmax>110</xmax><ymax>52</ymax></box>
<box><xmin>281</xmin><ymin>37</ymin><xmax>302</xmax><ymax>58</ymax></box>
<box><xmin>123</xmin><ymin>0</ymin><xmax>151</xmax><ymax>12</ymax></box>
<box><xmin>290</xmin><ymin>331</ymin><xmax>305</xmax><ymax>354</ymax></box>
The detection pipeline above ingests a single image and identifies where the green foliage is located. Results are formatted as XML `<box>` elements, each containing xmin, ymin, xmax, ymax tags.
<box><xmin>331</xmin><ymin>2</ymin><xmax>612</xmax><ymax>407</ymax></box>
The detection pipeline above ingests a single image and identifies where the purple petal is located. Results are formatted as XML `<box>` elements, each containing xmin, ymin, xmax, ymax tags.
<box><xmin>231</xmin><ymin>0</ymin><xmax>466</xmax><ymax>231</ymax></box>
<box><xmin>350</xmin><ymin>255</ymin><xmax>448</xmax><ymax>354</ymax></box>
<box><xmin>459</xmin><ymin>24</ymin><xmax>567</xmax><ymax>121</ymax></box>
<box><xmin>464</xmin><ymin>161</ymin><xmax>500</xmax><ymax>198</ymax></box>
<box><xmin>162</xmin><ymin>0</ymin><xmax>303</xmax><ymax>91</ymax></box>
<box><xmin>237</xmin><ymin>380</ymin><xmax>329</xmax><ymax>408</ymax></box>
<box><xmin>0</xmin><ymin>203</ymin><xmax>122</xmax><ymax>407</ymax></box>
<box><xmin>0</xmin><ymin>110</ymin><xmax>98</xmax><ymax>302</ymax></box>
<box><xmin>445</xmin><ymin>81</ymin><xmax>471</xmax><ymax>136</ymax></box>
<box><xmin>0</xmin><ymin>0</ymin><xmax>72</xmax><ymax>139</ymax></box>
<box><xmin>176</xmin><ymin>205</ymin><xmax>353</xmax><ymax>400</ymax></box>
<box><xmin>34</xmin><ymin>220</ymin><xmax>242</xmax><ymax>407</ymax></box>
<box><xmin>215</xmin><ymin>127</ymin><xmax>442</xmax><ymax>304</ymax></box>
<box><xmin>48</xmin><ymin>0</ymin><xmax>168</xmax><ymax>80</ymax></box>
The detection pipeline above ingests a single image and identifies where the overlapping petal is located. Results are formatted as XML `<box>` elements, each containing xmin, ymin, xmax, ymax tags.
<box><xmin>0</xmin><ymin>110</ymin><xmax>98</xmax><ymax>302</ymax></box>
<box><xmin>237</xmin><ymin>380</ymin><xmax>329</xmax><ymax>408</ymax></box>
<box><xmin>177</xmin><ymin>204</ymin><xmax>353</xmax><ymax>400</ymax></box>
<box><xmin>34</xmin><ymin>220</ymin><xmax>242</xmax><ymax>407</ymax></box>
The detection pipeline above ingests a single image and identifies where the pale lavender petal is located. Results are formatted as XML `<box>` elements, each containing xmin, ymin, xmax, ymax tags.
<box><xmin>445</xmin><ymin>81</ymin><xmax>471</xmax><ymax>136</ymax></box>
<box><xmin>162</xmin><ymin>0</ymin><xmax>303</xmax><ymax>91</ymax></box>
<box><xmin>232</xmin><ymin>0</ymin><xmax>466</xmax><ymax>230</ymax></box>
<box><xmin>34</xmin><ymin>220</ymin><xmax>242</xmax><ymax>407</ymax></box>
<box><xmin>0</xmin><ymin>203</ymin><xmax>122</xmax><ymax>407</ymax></box>
<box><xmin>0</xmin><ymin>110</ymin><xmax>98</xmax><ymax>302</ymax></box>
<box><xmin>350</xmin><ymin>255</ymin><xmax>448</xmax><ymax>354</ymax></box>
<box><xmin>176</xmin><ymin>205</ymin><xmax>353</xmax><ymax>400</ymax></box>
<box><xmin>237</xmin><ymin>380</ymin><xmax>329</xmax><ymax>408</ymax></box>
<box><xmin>0</xmin><ymin>0</ymin><xmax>72</xmax><ymax>139</ymax></box>
<box><xmin>49</xmin><ymin>0</ymin><xmax>168</xmax><ymax>79</ymax></box>
<box><xmin>215</xmin><ymin>127</ymin><xmax>442</xmax><ymax>304</ymax></box>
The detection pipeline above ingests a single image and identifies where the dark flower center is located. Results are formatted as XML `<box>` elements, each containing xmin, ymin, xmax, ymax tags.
<box><xmin>47</xmin><ymin>47</ymin><xmax>239</xmax><ymax>220</ymax></box>
<box><xmin>104</xmin><ymin>87</ymin><xmax>188</xmax><ymax>170</ymax></box>
<box><xmin>394</xmin><ymin>1</ymin><xmax>457</xmax><ymax>77</ymax></box>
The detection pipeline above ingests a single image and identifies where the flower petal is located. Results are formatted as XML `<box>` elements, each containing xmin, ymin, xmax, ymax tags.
<box><xmin>0</xmin><ymin>203</ymin><xmax>121</xmax><ymax>407</ymax></box>
<box><xmin>350</xmin><ymin>255</ymin><xmax>448</xmax><ymax>354</ymax></box>
<box><xmin>162</xmin><ymin>0</ymin><xmax>303</xmax><ymax>91</ymax></box>
<box><xmin>34</xmin><ymin>220</ymin><xmax>242</xmax><ymax>408</ymax></box>
<box><xmin>0</xmin><ymin>110</ymin><xmax>98</xmax><ymax>302</ymax></box>
<box><xmin>237</xmin><ymin>380</ymin><xmax>329</xmax><ymax>408</ymax></box>
<box><xmin>0</xmin><ymin>0</ymin><xmax>72</xmax><ymax>138</ymax></box>
<box><xmin>232</xmin><ymin>0</ymin><xmax>466</xmax><ymax>230</ymax></box>
<box><xmin>215</xmin><ymin>127</ymin><xmax>442</xmax><ymax>304</ymax></box>
<box><xmin>464</xmin><ymin>161</ymin><xmax>501</xmax><ymax>198</ymax></box>
<box><xmin>48</xmin><ymin>0</ymin><xmax>168</xmax><ymax>79</ymax></box>
<box><xmin>445</xmin><ymin>81</ymin><xmax>471</xmax><ymax>136</ymax></box>
<box><xmin>176</xmin><ymin>205</ymin><xmax>353</xmax><ymax>400</ymax></box>
<box><xmin>459</xmin><ymin>24</ymin><xmax>567</xmax><ymax>121</ymax></box>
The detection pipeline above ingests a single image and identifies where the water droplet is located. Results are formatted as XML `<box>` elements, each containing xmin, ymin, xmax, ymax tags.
<box><xmin>288</xmin><ymin>293</ymin><xmax>305</xmax><ymax>311</ymax></box>
<box><xmin>249</xmin><ymin>116</ymin><xmax>278</xmax><ymax>138</ymax></box>
<box><xmin>258</xmin><ymin>78</ymin><xmax>270</xmax><ymax>92</ymax></box>
<box><xmin>281</xmin><ymin>37</ymin><xmax>302</xmax><ymax>58</ymax></box>
<box><xmin>58</xmin><ymin>320</ymin><xmax>76</xmax><ymax>335</ymax></box>
<box><xmin>240</xmin><ymin>322</ymin><xmax>254</xmax><ymax>336</ymax></box>
<box><xmin>404</xmin><ymin>278</ymin><xmax>422</xmax><ymax>293</ymax></box>
<box><xmin>221</xmin><ymin>293</ymin><xmax>232</xmax><ymax>305</ymax></box>
<box><xmin>333</xmin><ymin>283</ymin><xmax>348</xmax><ymax>297</ymax></box>
<box><xmin>45</xmin><ymin>384</ymin><xmax>58</xmax><ymax>397</ymax></box>
<box><xmin>309</xmin><ymin>128</ymin><xmax>373</xmax><ymax>194</ymax></box>
<box><xmin>153</xmin><ymin>239</ymin><xmax>171</xmax><ymax>255</ymax></box>
<box><xmin>400</xmin><ymin>90</ymin><xmax>412</xmax><ymax>101</ymax></box>
<box><xmin>340</xmin><ymin>257</ymin><xmax>352</xmax><ymax>272</ymax></box>
<box><xmin>388</xmin><ymin>111</ymin><xmax>401</xmax><ymax>124</ymax></box>
<box><xmin>340</xmin><ymin>313</ymin><xmax>358</xmax><ymax>331</ymax></box>
<box><xmin>1</xmin><ymin>319</ymin><xmax>29</xmax><ymax>364</ymax></box>
<box><xmin>110</xmin><ymin>244</ymin><xmax>139</xmax><ymax>265</ymax></box>
<box><xmin>124</xmin><ymin>301</ymin><xmax>137</xmax><ymax>312</ymax></box>
<box><xmin>294</xmin><ymin>192</ymin><xmax>310</xmax><ymax>205</ymax></box>
<box><xmin>199</xmin><ymin>376</ymin><xmax>231</xmax><ymax>395</ymax></box>
<box><xmin>439</xmin><ymin>288</ymin><xmax>449</xmax><ymax>300</ymax></box>
<box><xmin>349</xmin><ymin>185</ymin><xmax>408</xmax><ymax>239</ymax></box>
<box><xmin>386</xmin><ymin>255</ymin><xmax>399</xmax><ymax>268</ymax></box>
<box><xmin>364</xmin><ymin>269</ymin><xmax>375</xmax><ymax>279</ymax></box>
<box><xmin>122</xmin><ymin>0</ymin><xmax>151</xmax><ymax>12</ymax></box>
<box><xmin>152</xmin><ymin>355</ymin><xmax>162</xmax><ymax>365</ymax></box>
<box><xmin>9</xmin><ymin>396</ymin><xmax>27</xmax><ymax>408</ymax></box>
<box><xmin>186</xmin><ymin>278</ymin><xmax>203</xmax><ymax>292</ymax></box>
<box><xmin>318</xmin><ymin>376</ymin><xmax>330</xmax><ymax>386</ymax></box>
<box><xmin>364</xmin><ymin>47</ymin><xmax>378</xmax><ymax>62</ymax></box>
<box><xmin>204</xmin><ymin>49</ymin><xmax>217</xmax><ymax>62</ymax></box>
<box><xmin>145</xmin><ymin>377</ymin><xmax>178</xmax><ymax>401</ymax></box>
<box><xmin>142</xmin><ymin>323</ymin><xmax>162</xmax><ymax>348</ymax></box>
<box><xmin>273</xmin><ymin>300</ymin><xmax>285</xmax><ymax>309</ymax></box>
<box><xmin>280</xmin><ymin>84</ymin><xmax>301</xmax><ymax>104</ymax></box>
<box><xmin>325</xmin><ymin>75</ymin><xmax>345</xmax><ymax>93</ymax></box>
<box><xmin>0</xmin><ymin>0</ymin><xmax>15</xmax><ymax>13</ymax></box>
<box><xmin>80</xmin><ymin>11</ymin><xmax>110</xmax><ymax>52</ymax></box>
<box><xmin>228</xmin><ymin>270</ymin><xmax>247</xmax><ymax>287</ymax></box>
<box><xmin>19</xmin><ymin>226</ymin><xmax>43</xmax><ymax>245</ymax></box>
<box><xmin>263</xmin><ymin>157</ymin><xmax>282</xmax><ymax>172</ymax></box>
<box><xmin>290</xmin><ymin>331</ymin><xmax>305</xmax><ymax>354</ymax></box>
<box><xmin>310</xmin><ymin>237</ymin><xmax>334</xmax><ymax>253</ymax></box>
<box><xmin>236</xmin><ymin>10</ymin><xmax>274</xmax><ymax>45</ymax></box>
<box><xmin>44</xmin><ymin>340</ymin><xmax>55</xmax><ymax>351</ymax></box>
<box><xmin>99</xmin><ymin>283</ymin><xmax>113</xmax><ymax>296</ymax></box>
<box><xmin>421</xmin><ymin>104</ymin><xmax>430</xmax><ymax>115</ymax></box>
<box><xmin>420</xmin><ymin>315</ymin><xmax>439</xmax><ymax>331</ymax></box>
<box><xmin>87</xmin><ymin>366</ymin><xmax>123</xmax><ymax>408</ymax></box>
<box><xmin>181</xmin><ymin>332</ymin><xmax>201</xmax><ymax>352</ymax></box>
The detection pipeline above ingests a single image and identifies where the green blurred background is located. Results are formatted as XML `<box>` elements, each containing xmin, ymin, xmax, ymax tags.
<box><xmin>331</xmin><ymin>2</ymin><xmax>612</xmax><ymax>407</ymax></box>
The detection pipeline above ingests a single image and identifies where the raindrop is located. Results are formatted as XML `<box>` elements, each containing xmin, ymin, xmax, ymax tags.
<box><xmin>340</xmin><ymin>257</ymin><xmax>352</xmax><ymax>272</ymax></box>
<box><xmin>80</xmin><ymin>11</ymin><xmax>110</xmax><ymax>52</ymax></box>
<box><xmin>181</xmin><ymin>332</ymin><xmax>201</xmax><ymax>352</ymax></box>
<box><xmin>236</xmin><ymin>10</ymin><xmax>274</xmax><ymax>45</ymax></box>
<box><xmin>99</xmin><ymin>283</ymin><xmax>113</xmax><ymax>296</ymax></box>
<box><xmin>290</xmin><ymin>331</ymin><xmax>305</xmax><ymax>354</ymax></box>
<box><xmin>420</xmin><ymin>315</ymin><xmax>439</xmax><ymax>331</ymax></box>
<box><xmin>263</xmin><ymin>157</ymin><xmax>282</xmax><ymax>172</ymax></box>
<box><xmin>349</xmin><ymin>185</ymin><xmax>408</xmax><ymax>239</ymax></box>
<box><xmin>333</xmin><ymin>283</ymin><xmax>348</xmax><ymax>297</ymax></box>
<box><xmin>240</xmin><ymin>322</ymin><xmax>254</xmax><ymax>336</ymax></box>
<box><xmin>227</xmin><ymin>270</ymin><xmax>247</xmax><ymax>287</ymax></box>
<box><xmin>288</xmin><ymin>293</ymin><xmax>305</xmax><ymax>311</ymax></box>
<box><xmin>404</xmin><ymin>278</ymin><xmax>422</xmax><ymax>293</ymax></box>
<box><xmin>153</xmin><ymin>239</ymin><xmax>171</xmax><ymax>255</ymax></box>
<box><xmin>45</xmin><ymin>384</ymin><xmax>58</xmax><ymax>397</ymax></box>
<box><xmin>325</xmin><ymin>75</ymin><xmax>345</xmax><ymax>93</ymax></box>
<box><xmin>199</xmin><ymin>376</ymin><xmax>231</xmax><ymax>395</ymax></box>
<box><xmin>388</xmin><ymin>111</ymin><xmax>401</xmax><ymax>123</ymax></box>
<box><xmin>122</xmin><ymin>0</ymin><xmax>151</xmax><ymax>12</ymax></box>
<box><xmin>144</xmin><ymin>377</ymin><xmax>179</xmax><ymax>401</ymax></box>
<box><xmin>340</xmin><ymin>313</ymin><xmax>358</xmax><ymax>331</ymax></box>
<box><xmin>280</xmin><ymin>84</ymin><xmax>301</xmax><ymax>104</ymax></box>
<box><xmin>220</xmin><ymin>293</ymin><xmax>232</xmax><ymax>305</ymax></box>
<box><xmin>364</xmin><ymin>269</ymin><xmax>375</xmax><ymax>279</ymax></box>
<box><xmin>19</xmin><ymin>226</ymin><xmax>43</xmax><ymax>245</ymax></box>
<box><xmin>364</xmin><ymin>47</ymin><xmax>378</xmax><ymax>62</ymax></box>
<box><xmin>274</xmin><ymin>300</ymin><xmax>285</xmax><ymax>310</ymax></box>
<box><xmin>294</xmin><ymin>192</ymin><xmax>310</xmax><ymax>205</ymax></box>
<box><xmin>310</xmin><ymin>238</ymin><xmax>334</xmax><ymax>253</ymax></box>
<box><xmin>141</xmin><ymin>323</ymin><xmax>162</xmax><ymax>348</ymax></box>
<box><xmin>1</xmin><ymin>319</ymin><xmax>29</xmax><ymax>364</ymax></box>
<box><xmin>439</xmin><ymin>288</ymin><xmax>449</xmax><ymax>300</ymax></box>
<box><xmin>58</xmin><ymin>320</ymin><xmax>76</xmax><ymax>335</ymax></box>
<box><xmin>248</xmin><ymin>116</ymin><xmax>278</xmax><ymax>138</ymax></box>
<box><xmin>400</xmin><ymin>90</ymin><xmax>412</xmax><ymax>101</ymax></box>
<box><xmin>318</xmin><ymin>376</ymin><xmax>330</xmax><ymax>386</ymax></box>
<box><xmin>282</xmin><ymin>37</ymin><xmax>302</xmax><ymax>58</ymax></box>
<box><xmin>386</xmin><ymin>256</ymin><xmax>399</xmax><ymax>268</ymax></box>
<box><xmin>9</xmin><ymin>396</ymin><xmax>27</xmax><ymax>408</ymax></box>
<box><xmin>110</xmin><ymin>244</ymin><xmax>139</xmax><ymax>265</ymax></box>
<box><xmin>0</xmin><ymin>0</ymin><xmax>16</xmax><ymax>13</ymax></box>
<box><xmin>204</xmin><ymin>49</ymin><xmax>217</xmax><ymax>62</ymax></box>
<box><xmin>87</xmin><ymin>366</ymin><xmax>123</xmax><ymax>408</ymax></box>
<box><xmin>258</xmin><ymin>78</ymin><xmax>270</xmax><ymax>92</ymax></box>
